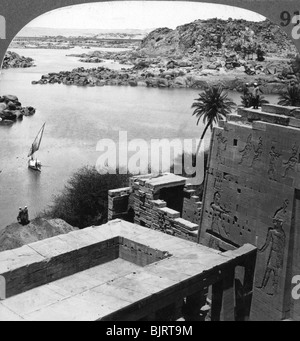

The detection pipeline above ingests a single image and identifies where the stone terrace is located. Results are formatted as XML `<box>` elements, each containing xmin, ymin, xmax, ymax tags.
<box><xmin>0</xmin><ymin>220</ymin><xmax>256</xmax><ymax>321</ymax></box>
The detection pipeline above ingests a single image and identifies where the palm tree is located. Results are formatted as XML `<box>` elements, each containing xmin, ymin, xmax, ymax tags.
<box><xmin>192</xmin><ymin>85</ymin><xmax>236</xmax><ymax>155</ymax></box>
<box><xmin>278</xmin><ymin>84</ymin><xmax>300</xmax><ymax>106</ymax></box>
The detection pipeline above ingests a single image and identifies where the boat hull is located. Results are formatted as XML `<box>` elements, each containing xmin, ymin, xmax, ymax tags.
<box><xmin>28</xmin><ymin>159</ymin><xmax>42</xmax><ymax>172</ymax></box>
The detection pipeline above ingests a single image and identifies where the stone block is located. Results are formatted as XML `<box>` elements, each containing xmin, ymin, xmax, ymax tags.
<box><xmin>108</xmin><ymin>187</ymin><xmax>131</xmax><ymax>197</ymax></box>
<box><xmin>252</xmin><ymin>121</ymin><xmax>267</xmax><ymax>131</ymax></box>
<box><xmin>174</xmin><ymin>218</ymin><xmax>198</xmax><ymax>232</ymax></box>
<box><xmin>293</xmin><ymin>110</ymin><xmax>300</xmax><ymax>119</ymax></box>
<box><xmin>289</xmin><ymin>117</ymin><xmax>300</xmax><ymax>128</ymax></box>
<box><xmin>261</xmin><ymin>104</ymin><xmax>298</xmax><ymax>116</ymax></box>
<box><xmin>158</xmin><ymin>207</ymin><xmax>180</xmax><ymax>219</ymax></box>
<box><xmin>227</xmin><ymin>114</ymin><xmax>242</xmax><ymax>123</ymax></box>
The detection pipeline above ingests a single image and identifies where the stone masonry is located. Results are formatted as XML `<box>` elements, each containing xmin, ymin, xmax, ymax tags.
<box><xmin>199</xmin><ymin>104</ymin><xmax>300</xmax><ymax>321</ymax></box>
<box><xmin>108</xmin><ymin>173</ymin><xmax>202</xmax><ymax>242</ymax></box>
<box><xmin>0</xmin><ymin>220</ymin><xmax>257</xmax><ymax>321</ymax></box>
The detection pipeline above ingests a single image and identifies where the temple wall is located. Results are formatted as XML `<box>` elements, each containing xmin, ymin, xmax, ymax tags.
<box><xmin>199</xmin><ymin>105</ymin><xmax>300</xmax><ymax>321</ymax></box>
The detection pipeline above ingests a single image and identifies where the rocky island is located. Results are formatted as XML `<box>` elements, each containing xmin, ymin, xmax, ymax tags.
<box><xmin>32</xmin><ymin>18</ymin><xmax>300</xmax><ymax>94</ymax></box>
<box><xmin>0</xmin><ymin>95</ymin><xmax>36</xmax><ymax>125</ymax></box>
<box><xmin>3</xmin><ymin>51</ymin><xmax>35</xmax><ymax>69</ymax></box>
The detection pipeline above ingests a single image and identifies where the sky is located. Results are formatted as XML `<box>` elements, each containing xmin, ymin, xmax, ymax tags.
<box><xmin>27</xmin><ymin>1</ymin><xmax>266</xmax><ymax>30</ymax></box>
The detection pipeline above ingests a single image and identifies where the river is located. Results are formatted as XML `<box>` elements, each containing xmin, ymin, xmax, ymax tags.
<box><xmin>0</xmin><ymin>47</ymin><xmax>279</xmax><ymax>230</ymax></box>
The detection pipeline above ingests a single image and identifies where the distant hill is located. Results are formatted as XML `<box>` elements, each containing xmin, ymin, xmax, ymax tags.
<box><xmin>16</xmin><ymin>27</ymin><xmax>152</xmax><ymax>39</ymax></box>
<box><xmin>139</xmin><ymin>18</ymin><xmax>296</xmax><ymax>57</ymax></box>
<box><xmin>0</xmin><ymin>218</ymin><xmax>78</xmax><ymax>252</ymax></box>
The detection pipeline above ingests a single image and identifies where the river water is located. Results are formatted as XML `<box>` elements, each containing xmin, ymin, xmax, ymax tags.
<box><xmin>0</xmin><ymin>47</ymin><xmax>279</xmax><ymax>229</ymax></box>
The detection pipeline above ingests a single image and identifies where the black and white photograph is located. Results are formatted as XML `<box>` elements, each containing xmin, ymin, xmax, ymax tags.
<box><xmin>0</xmin><ymin>0</ymin><xmax>300</xmax><ymax>323</ymax></box>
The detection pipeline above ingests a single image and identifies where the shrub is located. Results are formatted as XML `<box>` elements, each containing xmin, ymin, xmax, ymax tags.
<box><xmin>43</xmin><ymin>166</ymin><xmax>131</xmax><ymax>229</ymax></box>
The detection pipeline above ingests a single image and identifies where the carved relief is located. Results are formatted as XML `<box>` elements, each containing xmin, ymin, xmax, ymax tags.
<box><xmin>250</xmin><ymin>137</ymin><xmax>263</xmax><ymax>167</ymax></box>
<box><xmin>282</xmin><ymin>144</ymin><xmax>299</xmax><ymax>178</ymax></box>
<box><xmin>213</xmin><ymin>171</ymin><xmax>223</xmax><ymax>190</ymax></box>
<box><xmin>257</xmin><ymin>201</ymin><xmax>288</xmax><ymax>295</ymax></box>
<box><xmin>215</xmin><ymin>132</ymin><xmax>227</xmax><ymax>165</ymax></box>
<box><xmin>273</xmin><ymin>199</ymin><xmax>289</xmax><ymax>221</ymax></box>
<box><xmin>268</xmin><ymin>145</ymin><xmax>281</xmax><ymax>181</ymax></box>
<box><xmin>209</xmin><ymin>191</ymin><xmax>231</xmax><ymax>238</ymax></box>
<box><xmin>239</xmin><ymin>134</ymin><xmax>253</xmax><ymax>165</ymax></box>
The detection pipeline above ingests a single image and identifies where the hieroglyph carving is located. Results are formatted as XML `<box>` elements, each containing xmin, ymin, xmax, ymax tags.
<box><xmin>239</xmin><ymin>134</ymin><xmax>252</xmax><ymax>165</ymax></box>
<box><xmin>268</xmin><ymin>145</ymin><xmax>281</xmax><ymax>181</ymax></box>
<box><xmin>213</xmin><ymin>171</ymin><xmax>223</xmax><ymax>191</ymax></box>
<box><xmin>215</xmin><ymin>132</ymin><xmax>227</xmax><ymax>165</ymax></box>
<box><xmin>209</xmin><ymin>191</ymin><xmax>231</xmax><ymax>238</ymax></box>
<box><xmin>282</xmin><ymin>144</ymin><xmax>299</xmax><ymax>178</ymax></box>
<box><xmin>257</xmin><ymin>200</ymin><xmax>289</xmax><ymax>295</ymax></box>
<box><xmin>250</xmin><ymin>137</ymin><xmax>263</xmax><ymax>167</ymax></box>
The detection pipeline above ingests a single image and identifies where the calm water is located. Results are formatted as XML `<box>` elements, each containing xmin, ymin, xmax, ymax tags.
<box><xmin>0</xmin><ymin>47</ymin><xmax>279</xmax><ymax>229</ymax></box>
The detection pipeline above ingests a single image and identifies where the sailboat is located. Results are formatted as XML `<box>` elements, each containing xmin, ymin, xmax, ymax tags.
<box><xmin>28</xmin><ymin>123</ymin><xmax>45</xmax><ymax>172</ymax></box>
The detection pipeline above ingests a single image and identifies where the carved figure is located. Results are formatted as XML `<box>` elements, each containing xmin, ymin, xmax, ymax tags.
<box><xmin>268</xmin><ymin>146</ymin><xmax>281</xmax><ymax>181</ymax></box>
<box><xmin>216</xmin><ymin>132</ymin><xmax>227</xmax><ymax>165</ymax></box>
<box><xmin>282</xmin><ymin>144</ymin><xmax>299</xmax><ymax>178</ymax></box>
<box><xmin>210</xmin><ymin>192</ymin><xmax>230</xmax><ymax>238</ymax></box>
<box><xmin>250</xmin><ymin>137</ymin><xmax>263</xmax><ymax>166</ymax></box>
<box><xmin>239</xmin><ymin>134</ymin><xmax>252</xmax><ymax>165</ymax></box>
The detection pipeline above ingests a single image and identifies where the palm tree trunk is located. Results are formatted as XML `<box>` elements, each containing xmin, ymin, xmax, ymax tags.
<box><xmin>195</xmin><ymin>119</ymin><xmax>212</xmax><ymax>156</ymax></box>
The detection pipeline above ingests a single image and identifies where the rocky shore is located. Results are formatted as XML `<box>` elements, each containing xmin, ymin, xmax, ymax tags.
<box><xmin>67</xmin><ymin>50</ymin><xmax>133</xmax><ymax>66</ymax></box>
<box><xmin>3</xmin><ymin>51</ymin><xmax>35</xmax><ymax>69</ymax></box>
<box><xmin>31</xmin><ymin>56</ymin><xmax>298</xmax><ymax>94</ymax></box>
<box><xmin>0</xmin><ymin>95</ymin><xmax>36</xmax><ymax>125</ymax></box>
<box><xmin>32</xmin><ymin>18</ymin><xmax>300</xmax><ymax>94</ymax></box>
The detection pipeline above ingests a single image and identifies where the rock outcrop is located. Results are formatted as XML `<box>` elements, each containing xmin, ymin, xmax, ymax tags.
<box><xmin>3</xmin><ymin>51</ymin><xmax>35</xmax><ymax>69</ymax></box>
<box><xmin>139</xmin><ymin>18</ymin><xmax>295</xmax><ymax>57</ymax></box>
<box><xmin>0</xmin><ymin>218</ymin><xmax>78</xmax><ymax>252</ymax></box>
<box><xmin>0</xmin><ymin>95</ymin><xmax>36</xmax><ymax>125</ymax></box>
<box><xmin>32</xmin><ymin>18</ymin><xmax>299</xmax><ymax>94</ymax></box>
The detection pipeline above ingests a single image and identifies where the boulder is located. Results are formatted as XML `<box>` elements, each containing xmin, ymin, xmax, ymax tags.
<box><xmin>0</xmin><ymin>103</ymin><xmax>7</xmax><ymax>112</ymax></box>
<box><xmin>0</xmin><ymin>110</ymin><xmax>17</xmax><ymax>121</ymax></box>
<box><xmin>129</xmin><ymin>80</ymin><xmax>138</xmax><ymax>87</ymax></box>
<box><xmin>3</xmin><ymin>95</ymin><xmax>18</xmax><ymax>103</ymax></box>
<box><xmin>174</xmin><ymin>76</ymin><xmax>187</xmax><ymax>86</ymax></box>
<box><xmin>22</xmin><ymin>107</ymin><xmax>36</xmax><ymax>116</ymax></box>
<box><xmin>14</xmin><ymin>110</ymin><xmax>24</xmax><ymax>120</ymax></box>
<box><xmin>157</xmin><ymin>78</ymin><xmax>169</xmax><ymax>88</ymax></box>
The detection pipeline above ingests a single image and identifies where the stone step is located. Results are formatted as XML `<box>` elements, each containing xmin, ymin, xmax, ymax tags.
<box><xmin>174</xmin><ymin>218</ymin><xmax>199</xmax><ymax>231</ymax></box>
<box><xmin>158</xmin><ymin>207</ymin><xmax>180</xmax><ymax>219</ymax></box>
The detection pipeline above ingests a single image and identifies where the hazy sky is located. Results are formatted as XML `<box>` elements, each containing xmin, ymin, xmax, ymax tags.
<box><xmin>27</xmin><ymin>1</ymin><xmax>266</xmax><ymax>30</ymax></box>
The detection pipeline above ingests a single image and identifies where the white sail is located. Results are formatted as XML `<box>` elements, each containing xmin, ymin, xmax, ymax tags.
<box><xmin>28</xmin><ymin>123</ymin><xmax>45</xmax><ymax>158</ymax></box>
